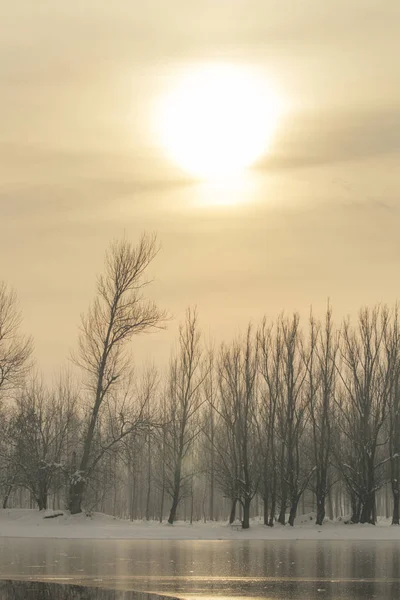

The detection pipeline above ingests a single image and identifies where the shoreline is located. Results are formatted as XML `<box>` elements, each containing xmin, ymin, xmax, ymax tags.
<box><xmin>0</xmin><ymin>510</ymin><xmax>400</xmax><ymax>542</ymax></box>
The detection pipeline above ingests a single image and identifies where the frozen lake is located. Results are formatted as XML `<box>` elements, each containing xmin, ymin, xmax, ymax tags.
<box><xmin>0</xmin><ymin>538</ymin><xmax>400</xmax><ymax>599</ymax></box>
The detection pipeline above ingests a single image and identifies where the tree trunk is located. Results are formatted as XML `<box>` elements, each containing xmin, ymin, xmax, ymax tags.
<box><xmin>209</xmin><ymin>406</ymin><xmax>215</xmax><ymax>521</ymax></box>
<box><xmin>263</xmin><ymin>491</ymin><xmax>269</xmax><ymax>526</ymax></box>
<box><xmin>168</xmin><ymin>495</ymin><xmax>179</xmax><ymax>525</ymax></box>
<box><xmin>168</xmin><ymin>462</ymin><xmax>182</xmax><ymax>525</ymax></box>
<box><xmin>268</xmin><ymin>468</ymin><xmax>277</xmax><ymax>527</ymax></box>
<box><xmin>360</xmin><ymin>459</ymin><xmax>376</xmax><ymax>524</ymax></box>
<box><xmin>360</xmin><ymin>493</ymin><xmax>375</xmax><ymax>524</ymax></box>
<box><xmin>327</xmin><ymin>486</ymin><xmax>334</xmax><ymax>521</ymax></box>
<box><xmin>350</xmin><ymin>493</ymin><xmax>360</xmax><ymax>524</ymax></box>
<box><xmin>69</xmin><ymin>393</ymin><xmax>103</xmax><ymax>514</ymax></box>
<box><xmin>385</xmin><ymin>483</ymin><xmax>390</xmax><ymax>519</ymax></box>
<box><xmin>242</xmin><ymin>497</ymin><xmax>251</xmax><ymax>529</ymax></box>
<box><xmin>392</xmin><ymin>488</ymin><xmax>400</xmax><ymax>525</ymax></box>
<box><xmin>315</xmin><ymin>469</ymin><xmax>327</xmax><ymax>525</ymax></box>
<box><xmin>391</xmin><ymin>453</ymin><xmax>400</xmax><ymax>524</ymax></box>
<box><xmin>2</xmin><ymin>484</ymin><xmax>13</xmax><ymax>509</ymax></box>
<box><xmin>278</xmin><ymin>496</ymin><xmax>286</xmax><ymax>525</ymax></box>
<box><xmin>160</xmin><ymin>421</ymin><xmax>166</xmax><ymax>523</ymax></box>
<box><xmin>190</xmin><ymin>476</ymin><xmax>194</xmax><ymax>525</ymax></box>
<box><xmin>316</xmin><ymin>492</ymin><xmax>326</xmax><ymax>526</ymax></box>
<box><xmin>37</xmin><ymin>481</ymin><xmax>48</xmax><ymax>511</ymax></box>
<box><xmin>268</xmin><ymin>492</ymin><xmax>276</xmax><ymax>527</ymax></box>
<box><xmin>69</xmin><ymin>479</ymin><xmax>85</xmax><ymax>515</ymax></box>
<box><xmin>278</xmin><ymin>459</ymin><xmax>288</xmax><ymax>525</ymax></box>
<box><xmin>159</xmin><ymin>484</ymin><xmax>165</xmax><ymax>523</ymax></box>
<box><xmin>209</xmin><ymin>474</ymin><xmax>214</xmax><ymax>521</ymax></box>
<box><xmin>229</xmin><ymin>497</ymin><xmax>237</xmax><ymax>524</ymax></box>
<box><xmin>37</xmin><ymin>496</ymin><xmax>47</xmax><ymax>511</ymax></box>
<box><xmin>145</xmin><ymin>432</ymin><xmax>152</xmax><ymax>521</ymax></box>
<box><xmin>288</xmin><ymin>498</ymin><xmax>298</xmax><ymax>526</ymax></box>
<box><xmin>129</xmin><ymin>468</ymin><xmax>136</xmax><ymax>521</ymax></box>
<box><xmin>335</xmin><ymin>481</ymin><xmax>341</xmax><ymax>518</ymax></box>
<box><xmin>68</xmin><ymin>450</ymin><xmax>86</xmax><ymax>515</ymax></box>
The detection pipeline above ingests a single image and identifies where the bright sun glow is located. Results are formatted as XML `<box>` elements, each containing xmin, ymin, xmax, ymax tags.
<box><xmin>155</xmin><ymin>64</ymin><xmax>283</xmax><ymax>181</ymax></box>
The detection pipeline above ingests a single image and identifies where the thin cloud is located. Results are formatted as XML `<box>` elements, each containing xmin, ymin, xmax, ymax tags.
<box><xmin>257</xmin><ymin>106</ymin><xmax>400</xmax><ymax>172</ymax></box>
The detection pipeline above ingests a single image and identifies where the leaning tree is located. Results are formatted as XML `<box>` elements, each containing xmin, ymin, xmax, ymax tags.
<box><xmin>69</xmin><ymin>234</ymin><xmax>165</xmax><ymax>514</ymax></box>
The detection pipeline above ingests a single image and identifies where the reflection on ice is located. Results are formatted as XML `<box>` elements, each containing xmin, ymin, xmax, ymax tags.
<box><xmin>0</xmin><ymin>580</ymin><xmax>175</xmax><ymax>600</ymax></box>
<box><xmin>1</xmin><ymin>539</ymin><xmax>400</xmax><ymax>598</ymax></box>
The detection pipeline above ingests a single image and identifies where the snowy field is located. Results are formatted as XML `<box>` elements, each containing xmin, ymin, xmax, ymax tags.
<box><xmin>0</xmin><ymin>510</ymin><xmax>399</xmax><ymax>541</ymax></box>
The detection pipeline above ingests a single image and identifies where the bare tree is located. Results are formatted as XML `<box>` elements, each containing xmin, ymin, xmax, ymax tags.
<box><xmin>277</xmin><ymin>314</ymin><xmax>310</xmax><ymax>526</ymax></box>
<box><xmin>305</xmin><ymin>305</ymin><xmax>339</xmax><ymax>525</ymax></box>
<box><xmin>381</xmin><ymin>306</ymin><xmax>400</xmax><ymax>525</ymax></box>
<box><xmin>258</xmin><ymin>318</ymin><xmax>283</xmax><ymax>526</ymax></box>
<box><xmin>154</xmin><ymin>389</ymin><xmax>168</xmax><ymax>522</ymax></box>
<box><xmin>164</xmin><ymin>308</ymin><xmax>205</xmax><ymax>524</ymax></box>
<box><xmin>144</xmin><ymin>370</ymin><xmax>156</xmax><ymax>521</ymax></box>
<box><xmin>0</xmin><ymin>282</ymin><xmax>33</xmax><ymax>396</ymax></box>
<box><xmin>3</xmin><ymin>374</ymin><xmax>77</xmax><ymax>510</ymax></box>
<box><xmin>208</xmin><ymin>390</ymin><xmax>240</xmax><ymax>524</ymax></box>
<box><xmin>0</xmin><ymin>401</ymin><xmax>19</xmax><ymax>508</ymax></box>
<box><xmin>81</xmin><ymin>364</ymin><xmax>159</xmax><ymax>518</ymax></box>
<box><xmin>335</xmin><ymin>306</ymin><xmax>393</xmax><ymax>524</ymax></box>
<box><xmin>69</xmin><ymin>235</ymin><xmax>166</xmax><ymax>514</ymax></box>
<box><xmin>212</xmin><ymin>328</ymin><xmax>260</xmax><ymax>529</ymax></box>
<box><xmin>201</xmin><ymin>349</ymin><xmax>217</xmax><ymax>521</ymax></box>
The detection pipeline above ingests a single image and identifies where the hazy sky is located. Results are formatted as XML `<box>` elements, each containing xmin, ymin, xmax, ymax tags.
<box><xmin>1</xmin><ymin>1</ymin><xmax>400</xmax><ymax>376</ymax></box>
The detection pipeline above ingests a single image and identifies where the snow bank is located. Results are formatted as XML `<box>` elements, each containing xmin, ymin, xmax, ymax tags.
<box><xmin>0</xmin><ymin>509</ymin><xmax>399</xmax><ymax>541</ymax></box>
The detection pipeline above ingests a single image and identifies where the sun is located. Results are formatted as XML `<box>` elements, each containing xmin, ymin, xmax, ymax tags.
<box><xmin>155</xmin><ymin>64</ymin><xmax>282</xmax><ymax>180</ymax></box>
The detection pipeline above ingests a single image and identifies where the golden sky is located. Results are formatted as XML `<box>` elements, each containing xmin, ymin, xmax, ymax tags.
<box><xmin>1</xmin><ymin>1</ymin><xmax>400</xmax><ymax>376</ymax></box>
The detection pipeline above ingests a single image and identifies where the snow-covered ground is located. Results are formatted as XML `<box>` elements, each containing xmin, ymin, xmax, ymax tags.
<box><xmin>0</xmin><ymin>509</ymin><xmax>399</xmax><ymax>541</ymax></box>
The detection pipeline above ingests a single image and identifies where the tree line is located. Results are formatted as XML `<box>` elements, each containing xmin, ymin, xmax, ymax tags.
<box><xmin>1</xmin><ymin>235</ymin><xmax>400</xmax><ymax>528</ymax></box>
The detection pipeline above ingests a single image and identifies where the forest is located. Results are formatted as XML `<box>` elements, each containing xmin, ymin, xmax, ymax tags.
<box><xmin>1</xmin><ymin>234</ymin><xmax>400</xmax><ymax>529</ymax></box>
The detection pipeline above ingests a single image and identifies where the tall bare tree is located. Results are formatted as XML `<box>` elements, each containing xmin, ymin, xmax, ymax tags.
<box><xmin>202</xmin><ymin>349</ymin><xmax>217</xmax><ymax>521</ymax></box>
<box><xmin>305</xmin><ymin>305</ymin><xmax>339</xmax><ymax>525</ymax></box>
<box><xmin>69</xmin><ymin>235</ymin><xmax>165</xmax><ymax>513</ymax></box>
<box><xmin>212</xmin><ymin>328</ymin><xmax>260</xmax><ymax>529</ymax></box>
<box><xmin>277</xmin><ymin>314</ymin><xmax>310</xmax><ymax>526</ymax></box>
<box><xmin>385</xmin><ymin>306</ymin><xmax>400</xmax><ymax>524</ymax></box>
<box><xmin>164</xmin><ymin>308</ymin><xmax>205</xmax><ymax>524</ymax></box>
<box><xmin>335</xmin><ymin>306</ymin><xmax>393</xmax><ymax>524</ymax></box>
<box><xmin>258</xmin><ymin>318</ymin><xmax>283</xmax><ymax>526</ymax></box>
